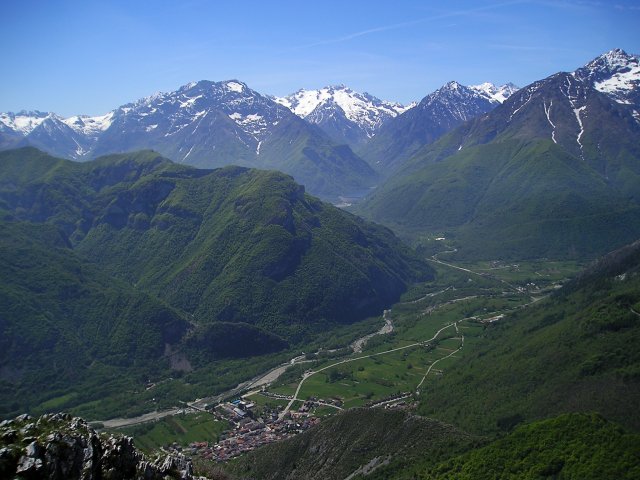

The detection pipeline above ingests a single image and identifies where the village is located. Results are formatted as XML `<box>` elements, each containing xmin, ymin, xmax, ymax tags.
<box><xmin>165</xmin><ymin>391</ymin><xmax>410</xmax><ymax>462</ymax></box>
<box><xmin>165</xmin><ymin>396</ymin><xmax>321</xmax><ymax>461</ymax></box>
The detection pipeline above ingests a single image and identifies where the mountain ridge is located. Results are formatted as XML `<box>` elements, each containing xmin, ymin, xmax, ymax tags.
<box><xmin>274</xmin><ymin>85</ymin><xmax>411</xmax><ymax>147</ymax></box>
<box><xmin>0</xmin><ymin>147</ymin><xmax>433</xmax><ymax>417</ymax></box>
<box><xmin>0</xmin><ymin>80</ymin><xmax>379</xmax><ymax>202</ymax></box>
<box><xmin>356</xmin><ymin>49</ymin><xmax>640</xmax><ymax>259</ymax></box>
<box><xmin>358</xmin><ymin>80</ymin><xmax>518</xmax><ymax>174</ymax></box>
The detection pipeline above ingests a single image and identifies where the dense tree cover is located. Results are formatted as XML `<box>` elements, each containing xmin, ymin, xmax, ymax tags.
<box><xmin>0</xmin><ymin>147</ymin><xmax>431</xmax><ymax>417</ymax></box>
<box><xmin>421</xmin><ymin>414</ymin><xmax>640</xmax><ymax>480</ymax></box>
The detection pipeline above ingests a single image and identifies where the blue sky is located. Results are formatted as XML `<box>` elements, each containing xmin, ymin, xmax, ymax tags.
<box><xmin>2</xmin><ymin>0</ymin><xmax>639</xmax><ymax>116</ymax></box>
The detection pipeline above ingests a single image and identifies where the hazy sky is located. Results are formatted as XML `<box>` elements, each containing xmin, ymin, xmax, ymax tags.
<box><xmin>2</xmin><ymin>0</ymin><xmax>639</xmax><ymax>116</ymax></box>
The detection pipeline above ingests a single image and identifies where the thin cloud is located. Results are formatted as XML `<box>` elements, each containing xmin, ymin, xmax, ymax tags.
<box><xmin>487</xmin><ymin>44</ymin><xmax>580</xmax><ymax>53</ymax></box>
<box><xmin>292</xmin><ymin>0</ymin><xmax>527</xmax><ymax>50</ymax></box>
<box><xmin>488</xmin><ymin>44</ymin><xmax>555</xmax><ymax>51</ymax></box>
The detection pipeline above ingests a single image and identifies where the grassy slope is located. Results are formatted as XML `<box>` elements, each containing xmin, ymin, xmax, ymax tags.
<box><xmin>72</xmin><ymin>163</ymin><xmax>430</xmax><ymax>339</ymax></box>
<box><xmin>417</xmin><ymin>241</ymin><xmax>640</xmax><ymax>434</ymax></box>
<box><xmin>260</xmin><ymin>117</ymin><xmax>379</xmax><ymax>199</ymax></box>
<box><xmin>117</xmin><ymin>412</ymin><xmax>229</xmax><ymax>454</ymax></box>
<box><xmin>358</xmin><ymin>136</ymin><xmax>640</xmax><ymax>260</ymax></box>
<box><xmin>227</xmin><ymin>408</ymin><xmax>479</xmax><ymax>480</ymax></box>
<box><xmin>356</xmin><ymin>78</ymin><xmax>640</xmax><ymax>260</ymax></box>
<box><xmin>0</xmin><ymin>147</ymin><xmax>430</xmax><ymax>337</ymax></box>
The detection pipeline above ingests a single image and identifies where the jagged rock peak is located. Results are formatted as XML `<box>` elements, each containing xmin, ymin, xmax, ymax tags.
<box><xmin>574</xmin><ymin>48</ymin><xmax>640</xmax><ymax>105</ymax></box>
<box><xmin>0</xmin><ymin>412</ymin><xmax>203</xmax><ymax>480</ymax></box>
<box><xmin>584</xmin><ymin>48</ymin><xmax>639</xmax><ymax>72</ymax></box>
<box><xmin>274</xmin><ymin>84</ymin><xmax>411</xmax><ymax>142</ymax></box>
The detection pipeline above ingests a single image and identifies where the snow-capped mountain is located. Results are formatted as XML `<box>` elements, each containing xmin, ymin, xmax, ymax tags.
<box><xmin>0</xmin><ymin>110</ymin><xmax>109</xmax><ymax>159</ymax></box>
<box><xmin>360</xmin><ymin>80</ymin><xmax>518</xmax><ymax>174</ymax></box>
<box><xmin>275</xmin><ymin>85</ymin><xmax>411</xmax><ymax>147</ymax></box>
<box><xmin>451</xmin><ymin>49</ymin><xmax>640</xmax><ymax>169</ymax></box>
<box><xmin>91</xmin><ymin>79</ymin><xmax>294</xmax><ymax>162</ymax></box>
<box><xmin>63</xmin><ymin>112</ymin><xmax>114</xmax><ymax>137</ymax></box>
<box><xmin>357</xmin><ymin>50</ymin><xmax>640</xmax><ymax>261</ymax></box>
<box><xmin>0</xmin><ymin>110</ymin><xmax>113</xmax><ymax>158</ymax></box>
<box><xmin>469</xmin><ymin>82</ymin><xmax>520</xmax><ymax>104</ymax></box>
<box><xmin>0</xmin><ymin>111</ymin><xmax>53</xmax><ymax>135</ymax></box>
<box><xmin>573</xmin><ymin>48</ymin><xmax>640</xmax><ymax>111</ymax></box>
<box><xmin>416</xmin><ymin>80</ymin><xmax>500</xmax><ymax>121</ymax></box>
<box><xmin>0</xmin><ymin>80</ymin><xmax>378</xmax><ymax>201</ymax></box>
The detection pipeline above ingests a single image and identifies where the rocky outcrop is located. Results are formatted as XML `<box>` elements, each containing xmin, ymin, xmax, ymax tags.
<box><xmin>0</xmin><ymin>413</ymin><xmax>202</xmax><ymax>480</ymax></box>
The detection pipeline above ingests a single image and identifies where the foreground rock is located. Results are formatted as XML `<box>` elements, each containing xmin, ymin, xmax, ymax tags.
<box><xmin>0</xmin><ymin>413</ymin><xmax>203</xmax><ymax>480</ymax></box>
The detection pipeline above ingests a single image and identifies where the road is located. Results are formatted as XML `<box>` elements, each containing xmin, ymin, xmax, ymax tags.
<box><xmin>100</xmin><ymin>310</ymin><xmax>395</xmax><ymax>428</ymax></box>
<box><xmin>415</xmin><ymin>327</ymin><xmax>464</xmax><ymax>392</ymax></box>
<box><xmin>279</xmin><ymin>321</ymin><xmax>460</xmax><ymax>418</ymax></box>
<box><xmin>427</xmin><ymin>255</ymin><xmax>519</xmax><ymax>292</ymax></box>
<box><xmin>401</xmin><ymin>286</ymin><xmax>454</xmax><ymax>305</ymax></box>
<box><xmin>101</xmin><ymin>408</ymin><xmax>184</xmax><ymax>429</ymax></box>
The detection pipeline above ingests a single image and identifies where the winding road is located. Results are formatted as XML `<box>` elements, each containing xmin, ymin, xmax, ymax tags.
<box><xmin>101</xmin><ymin>257</ymin><xmax>541</xmax><ymax>428</ymax></box>
<box><xmin>279</xmin><ymin>321</ymin><xmax>461</xmax><ymax>419</ymax></box>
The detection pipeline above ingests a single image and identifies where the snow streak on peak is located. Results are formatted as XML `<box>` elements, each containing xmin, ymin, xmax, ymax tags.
<box><xmin>442</xmin><ymin>80</ymin><xmax>464</xmax><ymax>90</ymax></box>
<box><xmin>427</xmin><ymin>81</ymin><xmax>518</xmax><ymax>106</ymax></box>
<box><xmin>575</xmin><ymin>49</ymin><xmax>640</xmax><ymax>105</ymax></box>
<box><xmin>225</xmin><ymin>81</ymin><xmax>245</xmax><ymax>93</ymax></box>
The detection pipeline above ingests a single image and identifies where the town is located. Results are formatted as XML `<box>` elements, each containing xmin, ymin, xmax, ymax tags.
<box><xmin>166</xmin><ymin>391</ymin><xmax>411</xmax><ymax>461</ymax></box>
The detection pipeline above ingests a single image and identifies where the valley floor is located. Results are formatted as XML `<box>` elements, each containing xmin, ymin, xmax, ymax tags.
<box><xmin>105</xmin><ymin>256</ymin><xmax>581</xmax><ymax>464</ymax></box>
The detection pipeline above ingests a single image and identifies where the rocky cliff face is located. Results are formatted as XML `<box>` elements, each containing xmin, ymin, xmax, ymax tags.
<box><xmin>0</xmin><ymin>413</ymin><xmax>201</xmax><ymax>480</ymax></box>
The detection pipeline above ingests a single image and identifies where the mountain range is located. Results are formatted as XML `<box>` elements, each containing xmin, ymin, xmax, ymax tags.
<box><xmin>0</xmin><ymin>81</ymin><xmax>379</xmax><ymax>202</ymax></box>
<box><xmin>0</xmin><ymin>80</ymin><xmax>517</xmax><ymax>202</ymax></box>
<box><xmin>1</xmin><ymin>47</ymin><xmax>640</xmax><ymax>479</ymax></box>
<box><xmin>357</xmin><ymin>49</ymin><xmax>640</xmax><ymax>259</ymax></box>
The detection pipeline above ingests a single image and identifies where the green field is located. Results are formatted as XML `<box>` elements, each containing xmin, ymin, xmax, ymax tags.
<box><xmin>114</xmin><ymin>412</ymin><xmax>228</xmax><ymax>453</ymax></box>
<box><xmin>260</xmin><ymin>258</ymin><xmax>570</xmax><ymax>413</ymax></box>
<box><xmin>449</xmin><ymin>259</ymin><xmax>583</xmax><ymax>285</ymax></box>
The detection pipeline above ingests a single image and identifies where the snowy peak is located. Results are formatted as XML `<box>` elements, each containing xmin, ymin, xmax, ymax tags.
<box><xmin>360</xmin><ymin>80</ymin><xmax>515</xmax><ymax>173</ymax></box>
<box><xmin>112</xmin><ymin>79</ymin><xmax>289</xmax><ymax>142</ymax></box>
<box><xmin>0</xmin><ymin>111</ymin><xmax>56</xmax><ymax>135</ymax></box>
<box><xmin>62</xmin><ymin>112</ymin><xmax>114</xmax><ymax>136</ymax></box>
<box><xmin>276</xmin><ymin>85</ymin><xmax>408</xmax><ymax>119</ymax></box>
<box><xmin>414</xmin><ymin>80</ymin><xmax>520</xmax><ymax>123</ymax></box>
<box><xmin>470</xmin><ymin>82</ymin><xmax>520</xmax><ymax>103</ymax></box>
<box><xmin>575</xmin><ymin>49</ymin><xmax>640</xmax><ymax>105</ymax></box>
<box><xmin>275</xmin><ymin>85</ymin><xmax>409</xmax><ymax>141</ymax></box>
<box><xmin>440</xmin><ymin>80</ymin><xmax>464</xmax><ymax>91</ymax></box>
<box><xmin>0</xmin><ymin>110</ymin><xmax>113</xmax><ymax>138</ymax></box>
<box><xmin>418</xmin><ymin>81</ymin><xmax>498</xmax><ymax>122</ymax></box>
<box><xmin>428</xmin><ymin>81</ymin><xmax>518</xmax><ymax>106</ymax></box>
<box><xmin>584</xmin><ymin>48</ymin><xmax>637</xmax><ymax>74</ymax></box>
